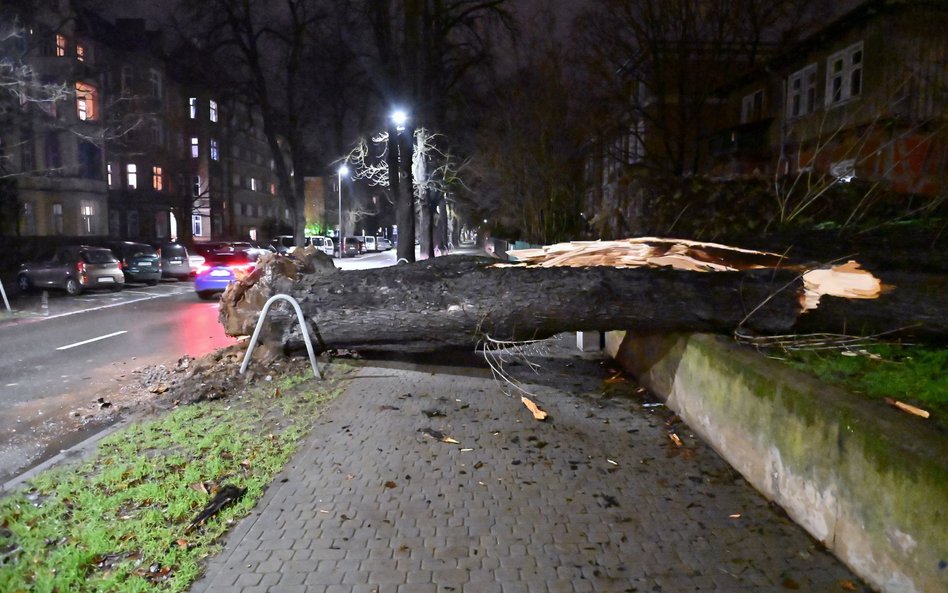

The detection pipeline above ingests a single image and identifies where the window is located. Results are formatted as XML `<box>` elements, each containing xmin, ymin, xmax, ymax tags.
<box><xmin>121</xmin><ymin>65</ymin><xmax>133</xmax><ymax>94</ymax></box>
<box><xmin>152</xmin><ymin>166</ymin><xmax>163</xmax><ymax>190</ymax></box>
<box><xmin>192</xmin><ymin>214</ymin><xmax>203</xmax><ymax>237</ymax></box>
<box><xmin>151</xmin><ymin>119</ymin><xmax>163</xmax><ymax>146</ymax></box>
<box><xmin>826</xmin><ymin>42</ymin><xmax>863</xmax><ymax>106</ymax></box>
<box><xmin>76</xmin><ymin>43</ymin><xmax>86</xmax><ymax>62</ymax></box>
<box><xmin>192</xmin><ymin>175</ymin><xmax>202</xmax><ymax>197</ymax></box>
<box><xmin>190</xmin><ymin>137</ymin><xmax>199</xmax><ymax>158</ymax></box>
<box><xmin>149</xmin><ymin>69</ymin><xmax>162</xmax><ymax>98</ymax></box>
<box><xmin>210</xmin><ymin>138</ymin><xmax>219</xmax><ymax>161</ymax></box>
<box><xmin>127</xmin><ymin>210</ymin><xmax>140</xmax><ymax>237</ymax></box>
<box><xmin>55</xmin><ymin>34</ymin><xmax>67</xmax><ymax>57</ymax></box>
<box><xmin>189</xmin><ymin>97</ymin><xmax>198</xmax><ymax>119</ymax></box>
<box><xmin>269</xmin><ymin>182</ymin><xmax>276</xmax><ymax>195</ymax></box>
<box><xmin>44</xmin><ymin>132</ymin><xmax>61</xmax><ymax>170</ymax></box>
<box><xmin>75</xmin><ymin>82</ymin><xmax>98</xmax><ymax>120</ymax></box>
<box><xmin>209</xmin><ymin>100</ymin><xmax>218</xmax><ymax>122</ymax></box>
<box><xmin>80</xmin><ymin>201</ymin><xmax>96</xmax><ymax>234</ymax></box>
<box><xmin>831</xmin><ymin>158</ymin><xmax>856</xmax><ymax>183</ymax></box>
<box><xmin>109</xmin><ymin>210</ymin><xmax>120</xmax><ymax>236</ymax></box>
<box><xmin>740</xmin><ymin>89</ymin><xmax>764</xmax><ymax>124</ymax></box>
<box><xmin>787</xmin><ymin>64</ymin><xmax>818</xmax><ymax>118</ymax></box>
<box><xmin>251</xmin><ymin>177</ymin><xmax>260</xmax><ymax>191</ymax></box>
<box><xmin>126</xmin><ymin>163</ymin><xmax>138</xmax><ymax>189</ymax></box>
<box><xmin>21</xmin><ymin>135</ymin><xmax>34</xmax><ymax>172</ymax></box>
<box><xmin>52</xmin><ymin>203</ymin><xmax>64</xmax><ymax>234</ymax></box>
<box><xmin>107</xmin><ymin>163</ymin><xmax>114</xmax><ymax>187</ymax></box>
<box><xmin>20</xmin><ymin>202</ymin><xmax>36</xmax><ymax>235</ymax></box>
<box><xmin>232</xmin><ymin>173</ymin><xmax>241</xmax><ymax>186</ymax></box>
<box><xmin>155</xmin><ymin>212</ymin><xmax>168</xmax><ymax>238</ymax></box>
<box><xmin>78</xmin><ymin>141</ymin><xmax>101</xmax><ymax>179</ymax></box>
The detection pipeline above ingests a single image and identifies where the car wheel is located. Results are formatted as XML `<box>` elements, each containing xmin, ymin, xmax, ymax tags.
<box><xmin>65</xmin><ymin>277</ymin><xmax>82</xmax><ymax>296</ymax></box>
<box><xmin>110</xmin><ymin>284</ymin><xmax>123</xmax><ymax>292</ymax></box>
<box><xmin>16</xmin><ymin>274</ymin><xmax>31</xmax><ymax>293</ymax></box>
<box><xmin>196</xmin><ymin>290</ymin><xmax>216</xmax><ymax>300</ymax></box>
<box><xmin>146</xmin><ymin>279</ymin><xmax>159</xmax><ymax>286</ymax></box>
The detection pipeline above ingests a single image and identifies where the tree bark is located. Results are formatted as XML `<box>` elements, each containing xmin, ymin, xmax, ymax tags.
<box><xmin>219</xmin><ymin>254</ymin><xmax>815</xmax><ymax>353</ymax></box>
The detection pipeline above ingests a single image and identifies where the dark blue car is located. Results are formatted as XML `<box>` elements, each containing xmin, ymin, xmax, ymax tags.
<box><xmin>194</xmin><ymin>251</ymin><xmax>255</xmax><ymax>299</ymax></box>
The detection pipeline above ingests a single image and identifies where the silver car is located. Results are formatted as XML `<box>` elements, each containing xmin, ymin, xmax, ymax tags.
<box><xmin>17</xmin><ymin>245</ymin><xmax>125</xmax><ymax>296</ymax></box>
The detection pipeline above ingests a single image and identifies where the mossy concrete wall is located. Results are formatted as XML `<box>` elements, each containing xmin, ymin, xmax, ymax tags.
<box><xmin>606</xmin><ymin>331</ymin><xmax>948</xmax><ymax>593</ymax></box>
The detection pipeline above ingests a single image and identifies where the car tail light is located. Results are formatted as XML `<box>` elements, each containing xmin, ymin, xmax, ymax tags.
<box><xmin>116</xmin><ymin>260</ymin><xmax>122</xmax><ymax>270</ymax></box>
<box><xmin>76</xmin><ymin>261</ymin><xmax>86</xmax><ymax>273</ymax></box>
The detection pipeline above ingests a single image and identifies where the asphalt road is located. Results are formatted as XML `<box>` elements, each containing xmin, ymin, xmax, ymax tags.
<box><xmin>0</xmin><ymin>281</ymin><xmax>238</xmax><ymax>484</ymax></box>
<box><xmin>0</xmin><ymin>245</ymin><xmax>471</xmax><ymax>485</ymax></box>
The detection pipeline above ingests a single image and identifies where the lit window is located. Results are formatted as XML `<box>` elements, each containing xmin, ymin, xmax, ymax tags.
<box><xmin>269</xmin><ymin>182</ymin><xmax>276</xmax><ymax>195</ymax></box>
<box><xmin>152</xmin><ymin>166</ymin><xmax>163</xmax><ymax>190</ymax></box>
<box><xmin>76</xmin><ymin>43</ymin><xmax>86</xmax><ymax>62</ymax></box>
<box><xmin>127</xmin><ymin>163</ymin><xmax>138</xmax><ymax>189</ymax></box>
<box><xmin>192</xmin><ymin>175</ymin><xmax>202</xmax><ymax>197</ymax></box>
<box><xmin>149</xmin><ymin>69</ymin><xmax>162</xmax><ymax>98</ymax></box>
<box><xmin>55</xmin><ymin>34</ymin><xmax>67</xmax><ymax>57</ymax></box>
<box><xmin>251</xmin><ymin>178</ymin><xmax>259</xmax><ymax>191</ymax></box>
<box><xmin>209</xmin><ymin>100</ymin><xmax>218</xmax><ymax>122</ymax></box>
<box><xmin>191</xmin><ymin>137</ymin><xmax>199</xmax><ymax>158</ymax></box>
<box><xmin>192</xmin><ymin>214</ymin><xmax>203</xmax><ymax>237</ymax></box>
<box><xmin>107</xmin><ymin>163</ymin><xmax>114</xmax><ymax>188</ymax></box>
<box><xmin>75</xmin><ymin>82</ymin><xmax>98</xmax><ymax>121</ymax></box>
<box><xmin>210</xmin><ymin>138</ymin><xmax>219</xmax><ymax>161</ymax></box>
<box><xmin>826</xmin><ymin>42</ymin><xmax>863</xmax><ymax>106</ymax></box>
<box><xmin>189</xmin><ymin>97</ymin><xmax>197</xmax><ymax>119</ymax></box>
<box><xmin>80</xmin><ymin>201</ymin><xmax>95</xmax><ymax>234</ymax></box>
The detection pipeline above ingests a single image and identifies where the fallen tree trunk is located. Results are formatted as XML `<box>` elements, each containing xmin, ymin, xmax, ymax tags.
<box><xmin>218</xmin><ymin>243</ymin><xmax>947</xmax><ymax>354</ymax></box>
<box><xmin>219</xmin><ymin>252</ymin><xmax>791</xmax><ymax>352</ymax></box>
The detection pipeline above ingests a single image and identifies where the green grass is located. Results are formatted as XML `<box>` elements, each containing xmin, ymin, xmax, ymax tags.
<box><xmin>778</xmin><ymin>344</ymin><xmax>948</xmax><ymax>420</ymax></box>
<box><xmin>0</xmin><ymin>368</ymin><xmax>350</xmax><ymax>593</ymax></box>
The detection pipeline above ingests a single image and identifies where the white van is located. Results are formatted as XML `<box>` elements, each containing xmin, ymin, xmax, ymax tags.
<box><xmin>305</xmin><ymin>236</ymin><xmax>335</xmax><ymax>257</ymax></box>
<box><xmin>355</xmin><ymin>236</ymin><xmax>377</xmax><ymax>252</ymax></box>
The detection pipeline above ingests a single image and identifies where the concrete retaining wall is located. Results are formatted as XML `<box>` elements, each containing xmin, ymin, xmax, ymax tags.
<box><xmin>606</xmin><ymin>331</ymin><xmax>948</xmax><ymax>593</ymax></box>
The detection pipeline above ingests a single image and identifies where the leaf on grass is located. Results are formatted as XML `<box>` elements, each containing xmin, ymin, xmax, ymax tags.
<box><xmin>176</xmin><ymin>539</ymin><xmax>189</xmax><ymax>549</ymax></box>
<box><xmin>521</xmin><ymin>396</ymin><xmax>548</xmax><ymax>421</ymax></box>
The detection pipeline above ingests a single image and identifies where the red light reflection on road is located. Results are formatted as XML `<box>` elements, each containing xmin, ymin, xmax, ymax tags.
<box><xmin>173</xmin><ymin>302</ymin><xmax>239</xmax><ymax>356</ymax></box>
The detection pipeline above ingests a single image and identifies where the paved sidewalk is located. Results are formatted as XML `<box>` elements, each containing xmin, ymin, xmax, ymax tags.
<box><xmin>190</xmin><ymin>339</ymin><xmax>867</xmax><ymax>593</ymax></box>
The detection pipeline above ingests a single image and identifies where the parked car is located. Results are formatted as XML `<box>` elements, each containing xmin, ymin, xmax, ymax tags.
<box><xmin>102</xmin><ymin>241</ymin><xmax>161</xmax><ymax>285</ymax></box>
<box><xmin>194</xmin><ymin>250</ymin><xmax>256</xmax><ymax>299</ymax></box>
<box><xmin>150</xmin><ymin>241</ymin><xmax>190</xmax><ymax>281</ymax></box>
<box><xmin>343</xmin><ymin>237</ymin><xmax>364</xmax><ymax>256</ymax></box>
<box><xmin>376</xmin><ymin>237</ymin><xmax>393</xmax><ymax>251</ymax></box>
<box><xmin>270</xmin><ymin>235</ymin><xmax>295</xmax><ymax>254</ymax></box>
<box><xmin>227</xmin><ymin>241</ymin><xmax>270</xmax><ymax>261</ymax></box>
<box><xmin>17</xmin><ymin>245</ymin><xmax>124</xmax><ymax>296</ymax></box>
<box><xmin>356</xmin><ymin>235</ymin><xmax>378</xmax><ymax>252</ymax></box>
<box><xmin>305</xmin><ymin>236</ymin><xmax>334</xmax><ymax>257</ymax></box>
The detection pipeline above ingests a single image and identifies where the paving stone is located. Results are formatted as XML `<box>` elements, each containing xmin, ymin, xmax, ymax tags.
<box><xmin>190</xmin><ymin>343</ymin><xmax>870</xmax><ymax>593</ymax></box>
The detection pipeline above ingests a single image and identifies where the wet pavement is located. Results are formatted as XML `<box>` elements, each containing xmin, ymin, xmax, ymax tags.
<box><xmin>190</xmin><ymin>335</ymin><xmax>868</xmax><ymax>593</ymax></box>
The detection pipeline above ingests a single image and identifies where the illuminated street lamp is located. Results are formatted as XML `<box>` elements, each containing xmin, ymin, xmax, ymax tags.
<box><xmin>391</xmin><ymin>109</ymin><xmax>408</xmax><ymax>131</ymax></box>
<box><xmin>338</xmin><ymin>164</ymin><xmax>349</xmax><ymax>258</ymax></box>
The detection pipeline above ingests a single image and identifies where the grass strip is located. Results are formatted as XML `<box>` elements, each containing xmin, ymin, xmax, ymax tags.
<box><xmin>778</xmin><ymin>344</ymin><xmax>948</xmax><ymax>422</ymax></box>
<box><xmin>0</xmin><ymin>367</ymin><xmax>350</xmax><ymax>593</ymax></box>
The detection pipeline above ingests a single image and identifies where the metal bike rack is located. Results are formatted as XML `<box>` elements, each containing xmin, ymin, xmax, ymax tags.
<box><xmin>240</xmin><ymin>294</ymin><xmax>321</xmax><ymax>379</ymax></box>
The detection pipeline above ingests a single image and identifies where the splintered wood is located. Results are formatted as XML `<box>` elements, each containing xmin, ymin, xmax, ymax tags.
<box><xmin>505</xmin><ymin>238</ymin><xmax>785</xmax><ymax>272</ymax></box>
<box><xmin>505</xmin><ymin>238</ymin><xmax>882</xmax><ymax>311</ymax></box>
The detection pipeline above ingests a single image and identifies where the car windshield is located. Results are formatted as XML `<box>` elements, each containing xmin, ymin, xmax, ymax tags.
<box><xmin>206</xmin><ymin>252</ymin><xmax>252</xmax><ymax>266</ymax></box>
<box><xmin>127</xmin><ymin>244</ymin><xmax>157</xmax><ymax>258</ymax></box>
<box><xmin>162</xmin><ymin>244</ymin><xmax>187</xmax><ymax>257</ymax></box>
<box><xmin>82</xmin><ymin>249</ymin><xmax>118</xmax><ymax>264</ymax></box>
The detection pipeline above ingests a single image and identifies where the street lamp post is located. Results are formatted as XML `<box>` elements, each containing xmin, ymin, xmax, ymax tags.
<box><xmin>338</xmin><ymin>164</ymin><xmax>348</xmax><ymax>258</ymax></box>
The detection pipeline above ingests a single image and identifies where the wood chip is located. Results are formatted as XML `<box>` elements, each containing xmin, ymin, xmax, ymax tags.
<box><xmin>521</xmin><ymin>396</ymin><xmax>549</xmax><ymax>420</ymax></box>
<box><xmin>884</xmin><ymin>398</ymin><xmax>930</xmax><ymax>419</ymax></box>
